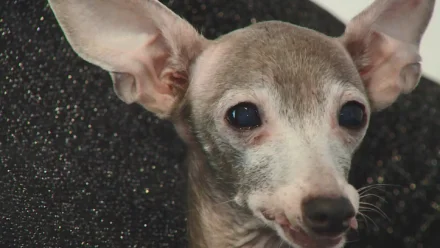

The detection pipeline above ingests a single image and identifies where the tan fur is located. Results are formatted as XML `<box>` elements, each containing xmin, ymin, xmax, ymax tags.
<box><xmin>47</xmin><ymin>0</ymin><xmax>436</xmax><ymax>247</ymax></box>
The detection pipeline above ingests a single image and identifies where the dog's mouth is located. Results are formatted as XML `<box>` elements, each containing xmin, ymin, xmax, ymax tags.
<box><xmin>280</xmin><ymin>223</ymin><xmax>344</xmax><ymax>248</ymax></box>
<box><xmin>262</xmin><ymin>211</ymin><xmax>356</xmax><ymax>248</ymax></box>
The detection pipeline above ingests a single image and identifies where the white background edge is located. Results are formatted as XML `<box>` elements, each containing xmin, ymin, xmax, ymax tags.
<box><xmin>309</xmin><ymin>0</ymin><xmax>440</xmax><ymax>85</ymax></box>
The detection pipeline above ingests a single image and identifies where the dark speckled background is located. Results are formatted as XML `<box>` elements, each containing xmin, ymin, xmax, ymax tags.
<box><xmin>1</xmin><ymin>0</ymin><xmax>440</xmax><ymax>247</ymax></box>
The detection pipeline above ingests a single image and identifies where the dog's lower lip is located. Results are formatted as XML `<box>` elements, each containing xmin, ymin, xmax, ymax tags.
<box><xmin>281</xmin><ymin>224</ymin><xmax>342</xmax><ymax>248</ymax></box>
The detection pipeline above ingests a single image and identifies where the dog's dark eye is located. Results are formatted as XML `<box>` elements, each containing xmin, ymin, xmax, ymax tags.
<box><xmin>226</xmin><ymin>102</ymin><xmax>261</xmax><ymax>130</ymax></box>
<box><xmin>338</xmin><ymin>101</ymin><xmax>366</xmax><ymax>129</ymax></box>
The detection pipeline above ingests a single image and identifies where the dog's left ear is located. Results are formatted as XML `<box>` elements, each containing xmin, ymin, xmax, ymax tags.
<box><xmin>340</xmin><ymin>0</ymin><xmax>436</xmax><ymax>111</ymax></box>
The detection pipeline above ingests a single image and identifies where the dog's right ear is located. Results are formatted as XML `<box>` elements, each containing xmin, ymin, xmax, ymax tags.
<box><xmin>48</xmin><ymin>0</ymin><xmax>208</xmax><ymax>118</ymax></box>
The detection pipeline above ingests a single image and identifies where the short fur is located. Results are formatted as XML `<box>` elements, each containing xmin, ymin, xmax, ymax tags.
<box><xmin>47</xmin><ymin>0</ymin><xmax>435</xmax><ymax>247</ymax></box>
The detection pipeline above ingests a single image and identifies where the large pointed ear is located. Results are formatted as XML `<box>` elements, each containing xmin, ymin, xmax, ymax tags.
<box><xmin>48</xmin><ymin>0</ymin><xmax>209</xmax><ymax>118</ymax></box>
<box><xmin>340</xmin><ymin>0</ymin><xmax>436</xmax><ymax>111</ymax></box>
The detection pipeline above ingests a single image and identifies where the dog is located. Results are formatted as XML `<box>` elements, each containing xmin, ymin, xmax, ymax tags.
<box><xmin>47</xmin><ymin>0</ymin><xmax>436</xmax><ymax>247</ymax></box>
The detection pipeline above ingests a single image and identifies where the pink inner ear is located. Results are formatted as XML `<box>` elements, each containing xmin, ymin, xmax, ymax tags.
<box><xmin>131</xmin><ymin>34</ymin><xmax>190</xmax><ymax>103</ymax></box>
<box><xmin>360</xmin><ymin>31</ymin><xmax>421</xmax><ymax>86</ymax></box>
<box><xmin>355</xmin><ymin>33</ymin><xmax>389</xmax><ymax>79</ymax></box>
<box><xmin>167</xmin><ymin>71</ymin><xmax>189</xmax><ymax>88</ymax></box>
<box><xmin>341</xmin><ymin>26</ymin><xmax>423</xmax><ymax>110</ymax></box>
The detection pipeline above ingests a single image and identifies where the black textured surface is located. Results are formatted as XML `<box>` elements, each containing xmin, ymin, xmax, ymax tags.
<box><xmin>1</xmin><ymin>0</ymin><xmax>440</xmax><ymax>247</ymax></box>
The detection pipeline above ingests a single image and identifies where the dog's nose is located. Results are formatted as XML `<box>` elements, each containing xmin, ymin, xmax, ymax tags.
<box><xmin>302</xmin><ymin>196</ymin><xmax>355</xmax><ymax>236</ymax></box>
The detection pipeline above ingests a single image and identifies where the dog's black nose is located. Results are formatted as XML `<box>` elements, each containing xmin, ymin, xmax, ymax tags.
<box><xmin>302</xmin><ymin>196</ymin><xmax>355</xmax><ymax>236</ymax></box>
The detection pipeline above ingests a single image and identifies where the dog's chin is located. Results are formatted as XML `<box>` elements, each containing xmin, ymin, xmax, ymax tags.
<box><xmin>275</xmin><ymin>223</ymin><xmax>345</xmax><ymax>248</ymax></box>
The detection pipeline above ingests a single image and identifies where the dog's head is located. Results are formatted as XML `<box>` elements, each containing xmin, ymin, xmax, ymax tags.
<box><xmin>48</xmin><ymin>0</ymin><xmax>435</xmax><ymax>247</ymax></box>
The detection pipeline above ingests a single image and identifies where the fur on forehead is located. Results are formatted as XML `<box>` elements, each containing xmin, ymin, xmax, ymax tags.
<box><xmin>188</xmin><ymin>21</ymin><xmax>367</xmax><ymax>116</ymax></box>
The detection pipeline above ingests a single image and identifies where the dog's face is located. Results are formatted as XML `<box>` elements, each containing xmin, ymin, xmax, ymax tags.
<box><xmin>187</xmin><ymin>21</ymin><xmax>367</xmax><ymax>247</ymax></box>
<box><xmin>48</xmin><ymin>0</ymin><xmax>435</xmax><ymax>247</ymax></box>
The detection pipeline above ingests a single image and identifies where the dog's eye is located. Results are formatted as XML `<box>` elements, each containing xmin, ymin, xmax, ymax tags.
<box><xmin>338</xmin><ymin>101</ymin><xmax>366</xmax><ymax>129</ymax></box>
<box><xmin>226</xmin><ymin>102</ymin><xmax>261</xmax><ymax>130</ymax></box>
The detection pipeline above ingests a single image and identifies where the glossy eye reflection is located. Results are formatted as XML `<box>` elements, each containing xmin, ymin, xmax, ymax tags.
<box><xmin>338</xmin><ymin>101</ymin><xmax>366</xmax><ymax>129</ymax></box>
<box><xmin>226</xmin><ymin>102</ymin><xmax>262</xmax><ymax>130</ymax></box>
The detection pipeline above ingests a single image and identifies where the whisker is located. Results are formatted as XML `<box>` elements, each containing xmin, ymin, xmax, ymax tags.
<box><xmin>359</xmin><ymin>204</ymin><xmax>390</xmax><ymax>222</ymax></box>
<box><xmin>357</xmin><ymin>184</ymin><xmax>382</xmax><ymax>192</ymax></box>
<box><xmin>356</xmin><ymin>212</ymin><xmax>369</xmax><ymax>230</ymax></box>
<box><xmin>278</xmin><ymin>239</ymin><xmax>284</xmax><ymax>248</ymax></box>
<box><xmin>359</xmin><ymin>207</ymin><xmax>389</xmax><ymax>222</ymax></box>
<box><xmin>358</xmin><ymin>212</ymin><xmax>379</xmax><ymax>230</ymax></box>
<box><xmin>360</xmin><ymin>202</ymin><xmax>388</xmax><ymax>217</ymax></box>
<box><xmin>357</xmin><ymin>183</ymin><xmax>400</xmax><ymax>193</ymax></box>
<box><xmin>345</xmin><ymin>236</ymin><xmax>361</xmax><ymax>244</ymax></box>
<box><xmin>359</xmin><ymin>186</ymin><xmax>389</xmax><ymax>196</ymax></box>
<box><xmin>359</xmin><ymin>193</ymin><xmax>387</xmax><ymax>203</ymax></box>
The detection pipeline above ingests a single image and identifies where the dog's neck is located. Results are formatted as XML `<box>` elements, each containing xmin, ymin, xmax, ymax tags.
<box><xmin>185</xmin><ymin>146</ymin><xmax>286</xmax><ymax>248</ymax></box>
<box><xmin>173</xmin><ymin>120</ymin><xmax>287</xmax><ymax>248</ymax></box>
